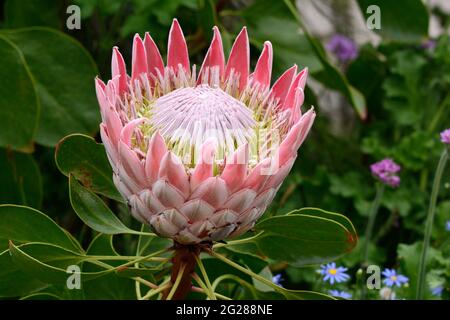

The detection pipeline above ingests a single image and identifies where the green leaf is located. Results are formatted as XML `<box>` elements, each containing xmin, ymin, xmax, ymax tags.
<box><xmin>291</xmin><ymin>207</ymin><xmax>358</xmax><ymax>240</ymax></box>
<box><xmin>253</xmin><ymin>211</ymin><xmax>357</xmax><ymax>266</ymax></box>
<box><xmin>20</xmin><ymin>292</ymin><xmax>61</xmax><ymax>300</ymax></box>
<box><xmin>358</xmin><ymin>0</ymin><xmax>429</xmax><ymax>42</ymax></box>
<box><xmin>83</xmin><ymin>234</ymin><xmax>136</xmax><ymax>299</ymax></box>
<box><xmin>69</xmin><ymin>175</ymin><xmax>136</xmax><ymax>234</ymax></box>
<box><xmin>253</xmin><ymin>267</ymin><xmax>274</xmax><ymax>292</ymax></box>
<box><xmin>0</xmin><ymin>35</ymin><xmax>39</xmax><ymax>151</ymax></box>
<box><xmin>274</xmin><ymin>288</ymin><xmax>335</xmax><ymax>300</ymax></box>
<box><xmin>8</xmin><ymin>242</ymin><xmax>105</xmax><ymax>285</ymax></box>
<box><xmin>0</xmin><ymin>28</ymin><xmax>100</xmax><ymax>146</ymax></box>
<box><xmin>398</xmin><ymin>242</ymin><xmax>442</xmax><ymax>299</ymax></box>
<box><xmin>0</xmin><ymin>204</ymin><xmax>81</xmax><ymax>252</ymax></box>
<box><xmin>0</xmin><ymin>148</ymin><xmax>42</xmax><ymax>208</ymax></box>
<box><xmin>56</xmin><ymin>134</ymin><xmax>123</xmax><ymax>202</ymax></box>
<box><xmin>136</xmin><ymin>225</ymin><xmax>172</xmax><ymax>256</ymax></box>
<box><xmin>0</xmin><ymin>249</ymin><xmax>47</xmax><ymax>298</ymax></box>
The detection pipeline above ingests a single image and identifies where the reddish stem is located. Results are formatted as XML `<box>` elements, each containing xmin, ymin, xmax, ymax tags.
<box><xmin>162</xmin><ymin>243</ymin><xmax>203</xmax><ymax>300</ymax></box>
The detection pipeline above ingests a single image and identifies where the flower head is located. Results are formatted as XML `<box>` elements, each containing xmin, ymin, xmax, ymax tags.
<box><xmin>379</xmin><ymin>287</ymin><xmax>396</xmax><ymax>300</ymax></box>
<box><xmin>446</xmin><ymin>220</ymin><xmax>450</xmax><ymax>232</ymax></box>
<box><xmin>328</xmin><ymin>290</ymin><xmax>352</xmax><ymax>299</ymax></box>
<box><xmin>272</xmin><ymin>274</ymin><xmax>283</xmax><ymax>287</ymax></box>
<box><xmin>421</xmin><ymin>39</ymin><xmax>437</xmax><ymax>51</ymax></box>
<box><xmin>382</xmin><ymin>269</ymin><xmax>409</xmax><ymax>287</ymax></box>
<box><xmin>326</xmin><ymin>34</ymin><xmax>358</xmax><ymax>63</ymax></box>
<box><xmin>370</xmin><ymin>159</ymin><xmax>401</xmax><ymax>187</ymax></box>
<box><xmin>440</xmin><ymin>129</ymin><xmax>450</xmax><ymax>144</ymax></box>
<box><xmin>318</xmin><ymin>263</ymin><xmax>350</xmax><ymax>284</ymax></box>
<box><xmin>95</xmin><ymin>19</ymin><xmax>315</xmax><ymax>244</ymax></box>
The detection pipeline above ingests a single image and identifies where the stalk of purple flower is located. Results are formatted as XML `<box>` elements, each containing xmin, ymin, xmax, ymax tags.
<box><xmin>361</xmin><ymin>158</ymin><xmax>401</xmax><ymax>299</ymax></box>
<box><xmin>417</xmin><ymin>129</ymin><xmax>450</xmax><ymax>299</ymax></box>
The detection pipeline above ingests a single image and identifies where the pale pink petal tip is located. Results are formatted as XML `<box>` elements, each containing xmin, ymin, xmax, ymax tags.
<box><xmin>111</xmin><ymin>47</ymin><xmax>128</xmax><ymax>95</ymax></box>
<box><xmin>131</xmin><ymin>34</ymin><xmax>148</xmax><ymax>84</ymax></box>
<box><xmin>271</xmin><ymin>64</ymin><xmax>297</xmax><ymax>106</ymax></box>
<box><xmin>221</xmin><ymin>144</ymin><xmax>249</xmax><ymax>193</ymax></box>
<box><xmin>144</xmin><ymin>32</ymin><xmax>164</xmax><ymax>78</ymax></box>
<box><xmin>120</xmin><ymin>118</ymin><xmax>146</xmax><ymax>146</ymax></box>
<box><xmin>145</xmin><ymin>132</ymin><xmax>168</xmax><ymax>184</ymax></box>
<box><xmin>278</xmin><ymin>108</ymin><xmax>316</xmax><ymax>165</ymax></box>
<box><xmin>158</xmin><ymin>152</ymin><xmax>190</xmax><ymax>198</ymax></box>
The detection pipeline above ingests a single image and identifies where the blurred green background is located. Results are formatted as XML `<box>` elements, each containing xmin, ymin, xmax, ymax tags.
<box><xmin>0</xmin><ymin>0</ymin><xmax>449</xmax><ymax>299</ymax></box>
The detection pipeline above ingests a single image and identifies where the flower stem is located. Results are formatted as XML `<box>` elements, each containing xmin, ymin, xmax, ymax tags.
<box><xmin>212</xmin><ymin>232</ymin><xmax>264</xmax><ymax>249</ymax></box>
<box><xmin>195</xmin><ymin>255</ymin><xmax>216</xmax><ymax>300</ymax></box>
<box><xmin>140</xmin><ymin>281</ymin><xmax>171</xmax><ymax>300</ymax></box>
<box><xmin>192</xmin><ymin>273</ymin><xmax>215</xmax><ymax>300</ymax></box>
<box><xmin>166</xmin><ymin>264</ymin><xmax>186</xmax><ymax>300</ymax></box>
<box><xmin>362</xmin><ymin>183</ymin><xmax>385</xmax><ymax>265</ymax></box>
<box><xmin>361</xmin><ymin>183</ymin><xmax>385</xmax><ymax>299</ymax></box>
<box><xmin>416</xmin><ymin>148</ymin><xmax>449</xmax><ymax>299</ymax></box>
<box><xmin>208</xmin><ymin>249</ymin><xmax>280</xmax><ymax>292</ymax></box>
<box><xmin>162</xmin><ymin>243</ymin><xmax>202</xmax><ymax>300</ymax></box>
<box><xmin>191</xmin><ymin>286</ymin><xmax>232</xmax><ymax>300</ymax></box>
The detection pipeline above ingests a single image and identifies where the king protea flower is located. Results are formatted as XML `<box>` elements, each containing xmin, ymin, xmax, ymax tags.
<box><xmin>95</xmin><ymin>19</ymin><xmax>315</xmax><ymax>245</ymax></box>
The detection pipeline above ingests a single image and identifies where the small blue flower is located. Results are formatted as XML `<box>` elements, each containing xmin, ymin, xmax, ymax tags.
<box><xmin>431</xmin><ymin>286</ymin><xmax>443</xmax><ymax>297</ymax></box>
<box><xmin>272</xmin><ymin>274</ymin><xmax>283</xmax><ymax>287</ymax></box>
<box><xmin>382</xmin><ymin>269</ymin><xmax>409</xmax><ymax>287</ymax></box>
<box><xmin>329</xmin><ymin>290</ymin><xmax>352</xmax><ymax>299</ymax></box>
<box><xmin>318</xmin><ymin>263</ymin><xmax>350</xmax><ymax>284</ymax></box>
<box><xmin>446</xmin><ymin>221</ymin><xmax>450</xmax><ymax>232</ymax></box>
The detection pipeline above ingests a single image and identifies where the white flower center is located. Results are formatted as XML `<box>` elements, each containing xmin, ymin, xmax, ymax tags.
<box><xmin>149</xmin><ymin>84</ymin><xmax>256</xmax><ymax>160</ymax></box>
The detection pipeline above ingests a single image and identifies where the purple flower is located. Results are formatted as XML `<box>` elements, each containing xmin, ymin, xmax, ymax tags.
<box><xmin>446</xmin><ymin>220</ymin><xmax>450</xmax><ymax>232</ymax></box>
<box><xmin>326</xmin><ymin>34</ymin><xmax>358</xmax><ymax>63</ymax></box>
<box><xmin>318</xmin><ymin>263</ymin><xmax>350</xmax><ymax>284</ymax></box>
<box><xmin>382</xmin><ymin>269</ymin><xmax>409</xmax><ymax>287</ymax></box>
<box><xmin>421</xmin><ymin>39</ymin><xmax>437</xmax><ymax>50</ymax></box>
<box><xmin>329</xmin><ymin>290</ymin><xmax>352</xmax><ymax>299</ymax></box>
<box><xmin>370</xmin><ymin>158</ymin><xmax>401</xmax><ymax>187</ymax></box>
<box><xmin>272</xmin><ymin>274</ymin><xmax>283</xmax><ymax>287</ymax></box>
<box><xmin>440</xmin><ymin>129</ymin><xmax>450</xmax><ymax>144</ymax></box>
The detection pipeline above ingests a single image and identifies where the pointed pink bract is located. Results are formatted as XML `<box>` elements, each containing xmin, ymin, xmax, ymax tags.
<box><xmin>271</xmin><ymin>64</ymin><xmax>297</xmax><ymax>106</ymax></box>
<box><xmin>144</xmin><ymin>32</ymin><xmax>164</xmax><ymax>79</ymax></box>
<box><xmin>111</xmin><ymin>47</ymin><xmax>128</xmax><ymax>95</ymax></box>
<box><xmin>167</xmin><ymin>19</ymin><xmax>190</xmax><ymax>74</ymax></box>
<box><xmin>198</xmin><ymin>27</ymin><xmax>225</xmax><ymax>84</ymax></box>
<box><xmin>225</xmin><ymin>27</ymin><xmax>249</xmax><ymax>91</ymax></box>
<box><xmin>253</xmin><ymin>41</ymin><xmax>273</xmax><ymax>88</ymax></box>
<box><xmin>131</xmin><ymin>34</ymin><xmax>148</xmax><ymax>85</ymax></box>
